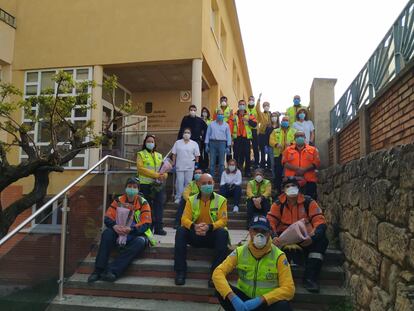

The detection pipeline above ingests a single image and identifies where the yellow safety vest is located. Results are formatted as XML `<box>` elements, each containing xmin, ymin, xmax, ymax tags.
<box><xmin>137</xmin><ymin>149</ymin><xmax>163</xmax><ymax>185</ymax></box>
<box><xmin>188</xmin><ymin>181</ymin><xmax>199</xmax><ymax>196</ymax></box>
<box><xmin>189</xmin><ymin>192</ymin><xmax>226</xmax><ymax>223</ymax></box>
<box><xmin>248</xmin><ymin>179</ymin><xmax>271</xmax><ymax>197</ymax></box>
<box><xmin>133</xmin><ymin>208</ymin><xmax>157</xmax><ymax>246</ymax></box>
<box><xmin>271</xmin><ymin>128</ymin><xmax>296</xmax><ymax>157</ymax></box>
<box><xmin>233</xmin><ymin>114</ymin><xmax>253</xmax><ymax>139</ymax></box>
<box><xmin>286</xmin><ymin>105</ymin><xmax>307</xmax><ymax>125</ymax></box>
<box><xmin>246</xmin><ymin>106</ymin><xmax>258</xmax><ymax>130</ymax></box>
<box><xmin>236</xmin><ymin>244</ymin><xmax>284</xmax><ymax>298</ymax></box>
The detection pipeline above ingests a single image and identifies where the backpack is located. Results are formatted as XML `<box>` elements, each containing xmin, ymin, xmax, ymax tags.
<box><xmin>276</xmin><ymin>195</ymin><xmax>313</xmax><ymax>219</ymax></box>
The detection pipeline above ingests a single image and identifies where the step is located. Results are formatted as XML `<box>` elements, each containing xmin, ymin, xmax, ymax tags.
<box><xmin>163</xmin><ymin>218</ymin><xmax>247</xmax><ymax>230</ymax></box>
<box><xmin>64</xmin><ymin>274</ymin><xmax>347</xmax><ymax>307</ymax></box>
<box><xmin>163</xmin><ymin>209</ymin><xmax>248</xmax><ymax>220</ymax></box>
<box><xmin>141</xmin><ymin>244</ymin><xmax>345</xmax><ymax>266</ymax></box>
<box><xmin>47</xmin><ymin>295</ymin><xmax>222</xmax><ymax>311</ymax></box>
<box><xmin>164</xmin><ymin>202</ymin><xmax>248</xmax><ymax>211</ymax></box>
<box><xmin>77</xmin><ymin>258</ymin><xmax>344</xmax><ymax>285</ymax></box>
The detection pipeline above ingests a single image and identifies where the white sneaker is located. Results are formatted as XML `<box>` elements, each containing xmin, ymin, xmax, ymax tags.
<box><xmin>233</xmin><ymin>205</ymin><xmax>239</xmax><ymax>213</ymax></box>
<box><xmin>174</xmin><ymin>198</ymin><xmax>181</xmax><ymax>204</ymax></box>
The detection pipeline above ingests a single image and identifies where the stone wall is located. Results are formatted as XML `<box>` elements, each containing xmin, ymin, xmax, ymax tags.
<box><xmin>318</xmin><ymin>143</ymin><xmax>414</xmax><ymax>311</ymax></box>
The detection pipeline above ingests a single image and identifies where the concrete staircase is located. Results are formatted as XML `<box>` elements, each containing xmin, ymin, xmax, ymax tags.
<box><xmin>48</xmin><ymin>176</ymin><xmax>348</xmax><ymax>311</ymax></box>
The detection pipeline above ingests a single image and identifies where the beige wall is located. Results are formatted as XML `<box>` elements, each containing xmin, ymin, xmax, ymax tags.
<box><xmin>12</xmin><ymin>0</ymin><xmax>202</xmax><ymax>70</ymax></box>
<box><xmin>201</xmin><ymin>0</ymin><xmax>252</xmax><ymax>112</ymax></box>
<box><xmin>0</xmin><ymin>0</ymin><xmax>17</xmax><ymax>16</ymax></box>
<box><xmin>0</xmin><ymin>21</ymin><xmax>15</xmax><ymax>64</ymax></box>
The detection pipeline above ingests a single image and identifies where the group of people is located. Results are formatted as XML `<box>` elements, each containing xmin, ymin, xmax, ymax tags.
<box><xmin>85</xmin><ymin>95</ymin><xmax>328</xmax><ymax>311</ymax></box>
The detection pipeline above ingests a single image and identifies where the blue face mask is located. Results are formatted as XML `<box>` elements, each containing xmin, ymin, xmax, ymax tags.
<box><xmin>293</xmin><ymin>98</ymin><xmax>301</xmax><ymax>106</ymax></box>
<box><xmin>146</xmin><ymin>142</ymin><xmax>155</xmax><ymax>150</ymax></box>
<box><xmin>217</xmin><ymin>115</ymin><xmax>224</xmax><ymax>122</ymax></box>
<box><xmin>194</xmin><ymin>173</ymin><xmax>202</xmax><ymax>181</ymax></box>
<box><xmin>200</xmin><ymin>184</ymin><xmax>214</xmax><ymax>194</ymax></box>
<box><xmin>281</xmin><ymin>121</ymin><xmax>289</xmax><ymax>128</ymax></box>
<box><xmin>295</xmin><ymin>137</ymin><xmax>305</xmax><ymax>146</ymax></box>
<box><xmin>125</xmin><ymin>187</ymin><xmax>138</xmax><ymax>197</ymax></box>
<box><xmin>298</xmin><ymin>113</ymin><xmax>306</xmax><ymax>120</ymax></box>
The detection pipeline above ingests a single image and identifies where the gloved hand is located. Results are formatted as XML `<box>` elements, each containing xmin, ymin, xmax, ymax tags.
<box><xmin>226</xmin><ymin>147</ymin><xmax>231</xmax><ymax>154</ymax></box>
<box><xmin>205</xmin><ymin>144</ymin><xmax>209</xmax><ymax>153</ymax></box>
<box><xmin>244</xmin><ymin>297</ymin><xmax>262</xmax><ymax>310</ymax></box>
<box><xmin>230</xmin><ymin>295</ymin><xmax>248</xmax><ymax>311</ymax></box>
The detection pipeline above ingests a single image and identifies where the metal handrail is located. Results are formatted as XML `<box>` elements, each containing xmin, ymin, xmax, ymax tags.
<box><xmin>0</xmin><ymin>155</ymin><xmax>135</xmax><ymax>247</ymax></box>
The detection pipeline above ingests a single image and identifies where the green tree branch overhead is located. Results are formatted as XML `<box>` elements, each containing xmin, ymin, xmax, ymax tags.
<box><xmin>0</xmin><ymin>71</ymin><xmax>144</xmax><ymax>238</ymax></box>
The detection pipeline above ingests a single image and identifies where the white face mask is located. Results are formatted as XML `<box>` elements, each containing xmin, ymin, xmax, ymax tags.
<box><xmin>183</xmin><ymin>133</ymin><xmax>191</xmax><ymax>140</ymax></box>
<box><xmin>202</xmin><ymin>111</ymin><xmax>208</xmax><ymax>118</ymax></box>
<box><xmin>248</xmin><ymin>100</ymin><xmax>255</xmax><ymax>106</ymax></box>
<box><xmin>271</xmin><ymin>117</ymin><xmax>278</xmax><ymax>122</ymax></box>
<box><xmin>228</xmin><ymin>165</ymin><xmax>236</xmax><ymax>172</ymax></box>
<box><xmin>189</xmin><ymin>110</ymin><xmax>196</xmax><ymax>117</ymax></box>
<box><xmin>286</xmin><ymin>186</ymin><xmax>299</xmax><ymax>197</ymax></box>
<box><xmin>221</xmin><ymin>101</ymin><xmax>227</xmax><ymax>107</ymax></box>
<box><xmin>255</xmin><ymin>175</ymin><xmax>263</xmax><ymax>183</ymax></box>
<box><xmin>264</xmin><ymin>106</ymin><xmax>270</xmax><ymax>112</ymax></box>
<box><xmin>253</xmin><ymin>233</ymin><xmax>267</xmax><ymax>249</ymax></box>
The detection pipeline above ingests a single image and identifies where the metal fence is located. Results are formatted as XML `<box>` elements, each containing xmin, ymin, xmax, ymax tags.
<box><xmin>330</xmin><ymin>0</ymin><xmax>414</xmax><ymax>134</ymax></box>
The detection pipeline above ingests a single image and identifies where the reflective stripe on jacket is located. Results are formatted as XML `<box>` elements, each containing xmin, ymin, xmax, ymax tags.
<box><xmin>190</xmin><ymin>192</ymin><xmax>226</xmax><ymax>223</ymax></box>
<box><xmin>137</xmin><ymin>149</ymin><xmax>163</xmax><ymax>184</ymax></box>
<box><xmin>269</xmin><ymin>128</ymin><xmax>296</xmax><ymax>157</ymax></box>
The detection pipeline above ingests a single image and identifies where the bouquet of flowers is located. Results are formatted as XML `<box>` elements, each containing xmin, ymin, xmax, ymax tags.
<box><xmin>116</xmin><ymin>204</ymin><xmax>133</xmax><ymax>246</ymax></box>
<box><xmin>278</xmin><ymin>219</ymin><xmax>311</xmax><ymax>247</ymax></box>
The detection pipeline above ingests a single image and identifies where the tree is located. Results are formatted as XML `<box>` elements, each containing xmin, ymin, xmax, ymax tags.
<box><xmin>0</xmin><ymin>71</ymin><xmax>143</xmax><ymax>238</ymax></box>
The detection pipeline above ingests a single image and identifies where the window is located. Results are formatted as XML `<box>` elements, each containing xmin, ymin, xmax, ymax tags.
<box><xmin>102</xmin><ymin>75</ymin><xmax>131</xmax><ymax>107</ymax></box>
<box><xmin>220</xmin><ymin>20</ymin><xmax>227</xmax><ymax>61</ymax></box>
<box><xmin>210</xmin><ymin>0</ymin><xmax>219</xmax><ymax>36</ymax></box>
<box><xmin>21</xmin><ymin>67</ymin><xmax>93</xmax><ymax>169</ymax></box>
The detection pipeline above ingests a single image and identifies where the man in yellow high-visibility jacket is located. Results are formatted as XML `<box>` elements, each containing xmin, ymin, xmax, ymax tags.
<box><xmin>213</xmin><ymin>215</ymin><xmax>294</xmax><ymax>311</ymax></box>
<box><xmin>174</xmin><ymin>173</ymin><xmax>229</xmax><ymax>288</ymax></box>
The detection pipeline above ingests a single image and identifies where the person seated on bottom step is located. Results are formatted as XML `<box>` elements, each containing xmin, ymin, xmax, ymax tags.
<box><xmin>212</xmin><ymin>215</ymin><xmax>295</xmax><ymax>311</ymax></box>
<box><xmin>246</xmin><ymin>168</ymin><xmax>272</xmax><ymax>227</ymax></box>
<box><xmin>88</xmin><ymin>177</ymin><xmax>154</xmax><ymax>283</ymax></box>
<box><xmin>219</xmin><ymin>158</ymin><xmax>243</xmax><ymax>213</ymax></box>
<box><xmin>267</xmin><ymin>177</ymin><xmax>328</xmax><ymax>293</ymax></box>
<box><xmin>174</xmin><ymin>168</ymin><xmax>203</xmax><ymax>229</ymax></box>
<box><xmin>174</xmin><ymin>173</ymin><xmax>229</xmax><ymax>288</ymax></box>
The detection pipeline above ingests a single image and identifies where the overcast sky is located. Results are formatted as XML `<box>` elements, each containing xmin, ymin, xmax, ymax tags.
<box><xmin>235</xmin><ymin>0</ymin><xmax>409</xmax><ymax>112</ymax></box>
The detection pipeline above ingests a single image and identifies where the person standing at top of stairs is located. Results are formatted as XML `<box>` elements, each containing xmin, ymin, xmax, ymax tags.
<box><xmin>174</xmin><ymin>173</ymin><xmax>229</xmax><ymax>288</ymax></box>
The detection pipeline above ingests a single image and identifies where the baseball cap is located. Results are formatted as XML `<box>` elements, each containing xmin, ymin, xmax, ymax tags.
<box><xmin>249</xmin><ymin>215</ymin><xmax>271</xmax><ymax>232</ymax></box>
<box><xmin>125</xmin><ymin>177</ymin><xmax>140</xmax><ymax>187</ymax></box>
<box><xmin>282</xmin><ymin>176</ymin><xmax>299</xmax><ymax>188</ymax></box>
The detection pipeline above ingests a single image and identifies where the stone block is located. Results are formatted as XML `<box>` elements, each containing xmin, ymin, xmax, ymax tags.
<box><xmin>339</xmin><ymin>232</ymin><xmax>355</xmax><ymax>260</ymax></box>
<box><xmin>360</xmin><ymin>178</ymin><xmax>372</xmax><ymax>211</ymax></box>
<box><xmin>369</xmin><ymin>287</ymin><xmax>391</xmax><ymax>311</ymax></box>
<box><xmin>369</xmin><ymin>180</ymin><xmax>392</xmax><ymax>219</ymax></box>
<box><xmin>348</xmin><ymin>208</ymin><xmax>363</xmax><ymax>238</ymax></box>
<box><xmin>380</xmin><ymin>257</ymin><xmax>400</xmax><ymax>299</ymax></box>
<box><xmin>395</xmin><ymin>282</ymin><xmax>414</xmax><ymax>311</ymax></box>
<box><xmin>356</xmin><ymin>277</ymin><xmax>374</xmax><ymax>309</ymax></box>
<box><xmin>409</xmin><ymin>211</ymin><xmax>414</xmax><ymax>234</ymax></box>
<box><xmin>352</xmin><ymin>241</ymin><xmax>382</xmax><ymax>281</ymax></box>
<box><xmin>408</xmin><ymin>239</ymin><xmax>414</xmax><ymax>270</ymax></box>
<box><xmin>348</xmin><ymin>181</ymin><xmax>361</xmax><ymax>207</ymax></box>
<box><xmin>367</xmin><ymin>151</ymin><xmax>386</xmax><ymax>178</ymax></box>
<box><xmin>378</xmin><ymin>223</ymin><xmax>409</xmax><ymax>265</ymax></box>
<box><xmin>387</xmin><ymin>190</ymin><xmax>411</xmax><ymax>227</ymax></box>
<box><xmin>400</xmin><ymin>151</ymin><xmax>414</xmax><ymax>189</ymax></box>
<box><xmin>400</xmin><ymin>271</ymin><xmax>414</xmax><ymax>283</ymax></box>
<box><xmin>360</xmin><ymin>211</ymin><xmax>378</xmax><ymax>245</ymax></box>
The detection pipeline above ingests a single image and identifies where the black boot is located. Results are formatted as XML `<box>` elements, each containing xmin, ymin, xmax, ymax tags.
<box><xmin>175</xmin><ymin>271</ymin><xmax>186</xmax><ymax>285</ymax></box>
<box><xmin>303</xmin><ymin>257</ymin><xmax>323</xmax><ymax>293</ymax></box>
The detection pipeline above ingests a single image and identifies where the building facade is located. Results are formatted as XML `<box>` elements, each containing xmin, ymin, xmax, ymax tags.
<box><xmin>0</xmin><ymin>0</ymin><xmax>252</xmax><ymax>212</ymax></box>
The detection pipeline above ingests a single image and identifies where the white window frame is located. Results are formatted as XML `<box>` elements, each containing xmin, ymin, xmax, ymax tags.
<box><xmin>20</xmin><ymin>67</ymin><xmax>93</xmax><ymax>169</ymax></box>
<box><xmin>20</xmin><ymin>201</ymin><xmax>61</xmax><ymax>234</ymax></box>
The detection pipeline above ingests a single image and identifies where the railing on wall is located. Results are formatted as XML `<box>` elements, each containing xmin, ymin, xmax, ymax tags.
<box><xmin>0</xmin><ymin>8</ymin><xmax>16</xmax><ymax>28</ymax></box>
<box><xmin>330</xmin><ymin>0</ymin><xmax>414</xmax><ymax>134</ymax></box>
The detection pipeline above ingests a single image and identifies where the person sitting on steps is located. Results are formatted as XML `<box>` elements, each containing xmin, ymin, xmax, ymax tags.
<box><xmin>267</xmin><ymin>177</ymin><xmax>328</xmax><ymax>293</ymax></box>
<box><xmin>246</xmin><ymin>168</ymin><xmax>272</xmax><ymax>227</ymax></box>
<box><xmin>219</xmin><ymin>158</ymin><xmax>242</xmax><ymax>213</ymax></box>
<box><xmin>174</xmin><ymin>173</ymin><xmax>229</xmax><ymax>288</ymax></box>
<box><xmin>88</xmin><ymin>177</ymin><xmax>154</xmax><ymax>283</ymax></box>
<box><xmin>213</xmin><ymin>215</ymin><xmax>295</xmax><ymax>311</ymax></box>
<box><xmin>174</xmin><ymin>168</ymin><xmax>202</xmax><ymax>229</ymax></box>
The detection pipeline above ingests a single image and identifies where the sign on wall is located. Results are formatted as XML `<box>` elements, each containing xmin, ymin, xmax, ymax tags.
<box><xmin>180</xmin><ymin>90</ymin><xmax>192</xmax><ymax>103</ymax></box>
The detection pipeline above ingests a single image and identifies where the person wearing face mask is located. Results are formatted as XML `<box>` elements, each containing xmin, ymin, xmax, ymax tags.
<box><xmin>213</xmin><ymin>215</ymin><xmax>294</xmax><ymax>311</ymax></box>
<box><xmin>246</xmin><ymin>169</ymin><xmax>272</xmax><ymax>227</ymax></box>
<box><xmin>265</xmin><ymin>112</ymin><xmax>280</xmax><ymax>180</ymax></box>
<box><xmin>214</xmin><ymin>96</ymin><xmax>233</xmax><ymax>123</ymax></box>
<box><xmin>205</xmin><ymin>109</ymin><xmax>232</xmax><ymax>179</ymax></box>
<box><xmin>174</xmin><ymin>168</ymin><xmax>203</xmax><ymax>229</ymax></box>
<box><xmin>199</xmin><ymin>107</ymin><xmax>212</xmax><ymax>170</ymax></box>
<box><xmin>88</xmin><ymin>178</ymin><xmax>154</xmax><ymax>283</ymax></box>
<box><xmin>292</xmin><ymin>108</ymin><xmax>315</xmax><ymax>146</ymax></box>
<box><xmin>177</xmin><ymin>105</ymin><xmax>207</xmax><ymax>146</ymax></box>
<box><xmin>174</xmin><ymin>174</ymin><xmax>229</xmax><ymax>287</ymax></box>
<box><xmin>255</xmin><ymin>97</ymin><xmax>273</xmax><ymax>170</ymax></box>
<box><xmin>172</xmin><ymin>128</ymin><xmax>200</xmax><ymax>204</ymax></box>
<box><xmin>219</xmin><ymin>159</ymin><xmax>242</xmax><ymax>213</ymax></box>
<box><xmin>137</xmin><ymin>135</ymin><xmax>168</xmax><ymax>235</ymax></box>
<box><xmin>233</xmin><ymin>99</ymin><xmax>257</xmax><ymax>177</ymax></box>
<box><xmin>282</xmin><ymin>131</ymin><xmax>320</xmax><ymax>200</ymax></box>
<box><xmin>267</xmin><ymin>177</ymin><xmax>328</xmax><ymax>293</ymax></box>
<box><xmin>247</xmin><ymin>95</ymin><xmax>259</xmax><ymax>168</ymax></box>
<box><xmin>286</xmin><ymin>95</ymin><xmax>306</xmax><ymax>126</ymax></box>
<box><xmin>269</xmin><ymin>116</ymin><xmax>296</xmax><ymax>194</ymax></box>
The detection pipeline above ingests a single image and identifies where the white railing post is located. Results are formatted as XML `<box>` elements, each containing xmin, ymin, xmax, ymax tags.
<box><xmin>102</xmin><ymin>160</ymin><xmax>109</xmax><ymax>230</ymax></box>
<box><xmin>58</xmin><ymin>194</ymin><xmax>69</xmax><ymax>301</ymax></box>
